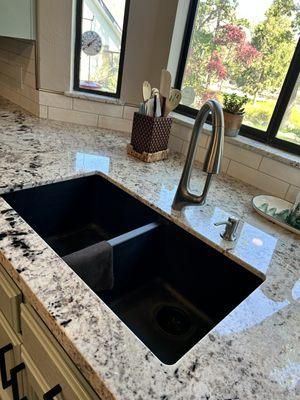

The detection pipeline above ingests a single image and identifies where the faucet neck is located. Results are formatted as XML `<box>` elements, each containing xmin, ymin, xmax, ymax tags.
<box><xmin>172</xmin><ymin>100</ymin><xmax>224</xmax><ymax>212</ymax></box>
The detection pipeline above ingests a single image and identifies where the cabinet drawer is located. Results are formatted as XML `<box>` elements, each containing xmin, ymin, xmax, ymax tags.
<box><xmin>21</xmin><ymin>346</ymin><xmax>57</xmax><ymax>400</ymax></box>
<box><xmin>21</xmin><ymin>304</ymin><xmax>100</xmax><ymax>400</ymax></box>
<box><xmin>0</xmin><ymin>310</ymin><xmax>23</xmax><ymax>400</ymax></box>
<box><xmin>0</xmin><ymin>263</ymin><xmax>22</xmax><ymax>333</ymax></box>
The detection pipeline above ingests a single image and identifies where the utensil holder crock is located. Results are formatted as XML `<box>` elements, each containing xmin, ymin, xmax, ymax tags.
<box><xmin>128</xmin><ymin>112</ymin><xmax>172</xmax><ymax>162</ymax></box>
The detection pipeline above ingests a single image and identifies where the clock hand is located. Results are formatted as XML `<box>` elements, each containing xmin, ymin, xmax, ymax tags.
<box><xmin>86</xmin><ymin>38</ymin><xmax>97</xmax><ymax>47</ymax></box>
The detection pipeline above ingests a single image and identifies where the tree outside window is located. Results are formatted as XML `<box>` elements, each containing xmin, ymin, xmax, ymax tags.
<box><xmin>179</xmin><ymin>0</ymin><xmax>300</xmax><ymax>148</ymax></box>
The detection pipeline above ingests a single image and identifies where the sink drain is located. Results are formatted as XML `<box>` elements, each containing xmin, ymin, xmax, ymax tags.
<box><xmin>154</xmin><ymin>305</ymin><xmax>191</xmax><ymax>336</ymax></box>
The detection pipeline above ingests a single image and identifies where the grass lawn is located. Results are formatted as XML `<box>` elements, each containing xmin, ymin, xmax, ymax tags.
<box><xmin>244</xmin><ymin>99</ymin><xmax>300</xmax><ymax>145</ymax></box>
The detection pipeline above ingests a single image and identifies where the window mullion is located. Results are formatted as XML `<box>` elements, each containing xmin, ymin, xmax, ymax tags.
<box><xmin>265</xmin><ymin>39</ymin><xmax>300</xmax><ymax>143</ymax></box>
<box><xmin>175</xmin><ymin>0</ymin><xmax>199</xmax><ymax>91</ymax></box>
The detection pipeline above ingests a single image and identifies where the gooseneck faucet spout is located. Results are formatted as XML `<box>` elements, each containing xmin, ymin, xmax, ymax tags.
<box><xmin>172</xmin><ymin>100</ymin><xmax>224</xmax><ymax>211</ymax></box>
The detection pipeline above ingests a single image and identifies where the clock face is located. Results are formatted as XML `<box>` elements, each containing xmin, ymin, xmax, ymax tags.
<box><xmin>82</xmin><ymin>31</ymin><xmax>102</xmax><ymax>56</ymax></box>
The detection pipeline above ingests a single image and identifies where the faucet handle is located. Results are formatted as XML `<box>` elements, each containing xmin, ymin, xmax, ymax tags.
<box><xmin>214</xmin><ymin>216</ymin><xmax>240</xmax><ymax>241</ymax></box>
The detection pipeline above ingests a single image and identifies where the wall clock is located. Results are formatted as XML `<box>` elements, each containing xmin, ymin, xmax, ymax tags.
<box><xmin>82</xmin><ymin>30</ymin><xmax>102</xmax><ymax>56</ymax></box>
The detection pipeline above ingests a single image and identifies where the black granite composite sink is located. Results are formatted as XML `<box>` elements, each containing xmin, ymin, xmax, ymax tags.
<box><xmin>3</xmin><ymin>175</ymin><xmax>264</xmax><ymax>364</ymax></box>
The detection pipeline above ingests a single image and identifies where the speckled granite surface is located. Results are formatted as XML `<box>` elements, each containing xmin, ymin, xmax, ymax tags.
<box><xmin>0</xmin><ymin>97</ymin><xmax>299</xmax><ymax>400</ymax></box>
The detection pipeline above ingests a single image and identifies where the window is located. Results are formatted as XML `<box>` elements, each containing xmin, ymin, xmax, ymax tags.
<box><xmin>74</xmin><ymin>0</ymin><xmax>130</xmax><ymax>97</ymax></box>
<box><xmin>175</xmin><ymin>0</ymin><xmax>300</xmax><ymax>154</ymax></box>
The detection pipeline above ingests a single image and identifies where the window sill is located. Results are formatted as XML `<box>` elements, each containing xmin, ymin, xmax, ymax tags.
<box><xmin>64</xmin><ymin>91</ymin><xmax>124</xmax><ymax>105</ymax></box>
<box><xmin>172</xmin><ymin>112</ymin><xmax>300</xmax><ymax>170</ymax></box>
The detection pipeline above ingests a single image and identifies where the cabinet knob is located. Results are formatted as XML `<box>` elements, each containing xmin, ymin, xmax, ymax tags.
<box><xmin>0</xmin><ymin>343</ymin><xmax>13</xmax><ymax>389</ymax></box>
<box><xmin>43</xmin><ymin>384</ymin><xmax>62</xmax><ymax>399</ymax></box>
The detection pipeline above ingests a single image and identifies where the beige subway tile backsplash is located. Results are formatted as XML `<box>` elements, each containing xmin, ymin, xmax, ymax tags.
<box><xmin>227</xmin><ymin>160</ymin><xmax>289</xmax><ymax>198</ymax></box>
<box><xmin>0</xmin><ymin>60</ymin><xmax>22</xmax><ymax>86</ymax></box>
<box><xmin>73</xmin><ymin>98</ymin><xmax>123</xmax><ymax>118</ymax></box>
<box><xmin>285</xmin><ymin>185</ymin><xmax>300</xmax><ymax>203</ymax></box>
<box><xmin>19</xmin><ymin>84</ymin><xmax>39</xmax><ymax>103</ymax></box>
<box><xmin>39</xmin><ymin>92</ymin><xmax>72</xmax><ymax>109</ymax></box>
<box><xmin>123</xmin><ymin>105</ymin><xmax>139</xmax><ymax>120</ymax></box>
<box><xmin>98</xmin><ymin>115</ymin><xmax>132</xmax><ymax>133</ymax></box>
<box><xmin>171</xmin><ymin>123</ymin><xmax>192</xmax><ymax>142</ymax></box>
<box><xmin>221</xmin><ymin>157</ymin><xmax>230</xmax><ymax>174</ymax></box>
<box><xmin>22</xmin><ymin>70</ymin><xmax>36</xmax><ymax>89</ymax></box>
<box><xmin>224</xmin><ymin>143</ymin><xmax>262</xmax><ymax>169</ymax></box>
<box><xmin>259</xmin><ymin>157</ymin><xmax>300</xmax><ymax>187</ymax></box>
<box><xmin>168</xmin><ymin>135</ymin><xmax>183</xmax><ymax>153</ymax></box>
<box><xmin>48</xmin><ymin>107</ymin><xmax>98</xmax><ymax>126</ymax></box>
<box><xmin>0</xmin><ymin>83</ymin><xmax>21</xmax><ymax>105</ymax></box>
<box><xmin>19</xmin><ymin>96</ymin><xmax>39</xmax><ymax>115</ymax></box>
<box><xmin>39</xmin><ymin>105</ymin><xmax>48</xmax><ymax>119</ymax></box>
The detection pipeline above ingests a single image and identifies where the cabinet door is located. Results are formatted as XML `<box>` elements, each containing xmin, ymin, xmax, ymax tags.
<box><xmin>0</xmin><ymin>310</ymin><xmax>23</xmax><ymax>400</ymax></box>
<box><xmin>0</xmin><ymin>0</ymin><xmax>36</xmax><ymax>40</ymax></box>
<box><xmin>21</xmin><ymin>347</ymin><xmax>62</xmax><ymax>400</ymax></box>
<box><xmin>21</xmin><ymin>304</ymin><xmax>100</xmax><ymax>400</ymax></box>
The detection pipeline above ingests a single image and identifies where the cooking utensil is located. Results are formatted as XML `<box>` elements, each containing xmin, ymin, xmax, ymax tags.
<box><xmin>151</xmin><ymin>88</ymin><xmax>162</xmax><ymax>117</ymax></box>
<box><xmin>139</xmin><ymin>102</ymin><xmax>146</xmax><ymax>115</ymax></box>
<box><xmin>159</xmin><ymin>70</ymin><xmax>171</xmax><ymax>116</ymax></box>
<box><xmin>164</xmin><ymin>89</ymin><xmax>182</xmax><ymax>116</ymax></box>
<box><xmin>146</xmin><ymin>97</ymin><xmax>155</xmax><ymax>117</ymax></box>
<box><xmin>142</xmin><ymin>81</ymin><xmax>152</xmax><ymax>102</ymax></box>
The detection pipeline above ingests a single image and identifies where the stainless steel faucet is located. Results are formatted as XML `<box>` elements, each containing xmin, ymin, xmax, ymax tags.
<box><xmin>172</xmin><ymin>100</ymin><xmax>224</xmax><ymax>211</ymax></box>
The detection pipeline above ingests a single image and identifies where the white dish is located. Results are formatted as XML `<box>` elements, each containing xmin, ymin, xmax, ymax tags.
<box><xmin>252</xmin><ymin>194</ymin><xmax>300</xmax><ymax>236</ymax></box>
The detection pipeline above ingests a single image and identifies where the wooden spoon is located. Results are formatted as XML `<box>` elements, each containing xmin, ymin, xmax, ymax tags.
<box><xmin>159</xmin><ymin>70</ymin><xmax>172</xmax><ymax>116</ymax></box>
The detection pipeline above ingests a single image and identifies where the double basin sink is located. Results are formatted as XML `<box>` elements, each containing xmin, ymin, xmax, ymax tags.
<box><xmin>3</xmin><ymin>175</ymin><xmax>263</xmax><ymax>364</ymax></box>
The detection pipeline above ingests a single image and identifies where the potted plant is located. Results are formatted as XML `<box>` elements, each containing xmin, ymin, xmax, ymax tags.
<box><xmin>223</xmin><ymin>93</ymin><xmax>248</xmax><ymax>137</ymax></box>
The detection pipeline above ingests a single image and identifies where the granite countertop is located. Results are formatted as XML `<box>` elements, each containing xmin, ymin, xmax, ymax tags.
<box><xmin>0</xmin><ymin>97</ymin><xmax>299</xmax><ymax>400</ymax></box>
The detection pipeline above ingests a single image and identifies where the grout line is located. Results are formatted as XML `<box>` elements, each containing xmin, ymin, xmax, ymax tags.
<box><xmin>121</xmin><ymin>105</ymin><xmax>126</xmax><ymax>119</ymax></box>
<box><xmin>257</xmin><ymin>155</ymin><xmax>264</xmax><ymax>170</ymax></box>
<box><xmin>284</xmin><ymin>185</ymin><xmax>289</xmax><ymax>200</ymax></box>
<box><xmin>223</xmin><ymin>158</ymin><xmax>231</xmax><ymax>175</ymax></box>
<box><xmin>227</xmin><ymin>160</ymin><xmax>292</xmax><ymax>188</ymax></box>
<box><xmin>46</xmin><ymin>105</ymin><xmax>74</xmax><ymax>113</ymax></box>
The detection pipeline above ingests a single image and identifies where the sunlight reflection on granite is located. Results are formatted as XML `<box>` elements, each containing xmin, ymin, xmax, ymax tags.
<box><xmin>270</xmin><ymin>360</ymin><xmax>300</xmax><ymax>392</ymax></box>
<box><xmin>75</xmin><ymin>152</ymin><xmax>110</xmax><ymax>173</ymax></box>
<box><xmin>228</xmin><ymin>222</ymin><xmax>277</xmax><ymax>275</ymax></box>
<box><xmin>292</xmin><ymin>280</ymin><xmax>300</xmax><ymax>301</ymax></box>
<box><xmin>215</xmin><ymin>288</ymin><xmax>289</xmax><ymax>335</ymax></box>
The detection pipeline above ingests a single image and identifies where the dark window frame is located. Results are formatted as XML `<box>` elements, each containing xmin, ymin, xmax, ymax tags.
<box><xmin>74</xmin><ymin>0</ymin><xmax>130</xmax><ymax>98</ymax></box>
<box><xmin>175</xmin><ymin>0</ymin><xmax>300</xmax><ymax>155</ymax></box>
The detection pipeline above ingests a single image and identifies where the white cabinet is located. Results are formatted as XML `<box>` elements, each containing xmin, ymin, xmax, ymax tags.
<box><xmin>0</xmin><ymin>0</ymin><xmax>36</xmax><ymax>40</ymax></box>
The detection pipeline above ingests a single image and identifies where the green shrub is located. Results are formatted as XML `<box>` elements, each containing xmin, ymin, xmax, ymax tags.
<box><xmin>244</xmin><ymin>99</ymin><xmax>275</xmax><ymax>129</ymax></box>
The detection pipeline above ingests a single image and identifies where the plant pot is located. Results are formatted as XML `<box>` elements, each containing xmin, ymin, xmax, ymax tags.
<box><xmin>223</xmin><ymin>111</ymin><xmax>244</xmax><ymax>137</ymax></box>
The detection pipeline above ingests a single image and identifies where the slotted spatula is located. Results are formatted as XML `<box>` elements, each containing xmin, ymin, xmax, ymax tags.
<box><xmin>164</xmin><ymin>89</ymin><xmax>182</xmax><ymax>116</ymax></box>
